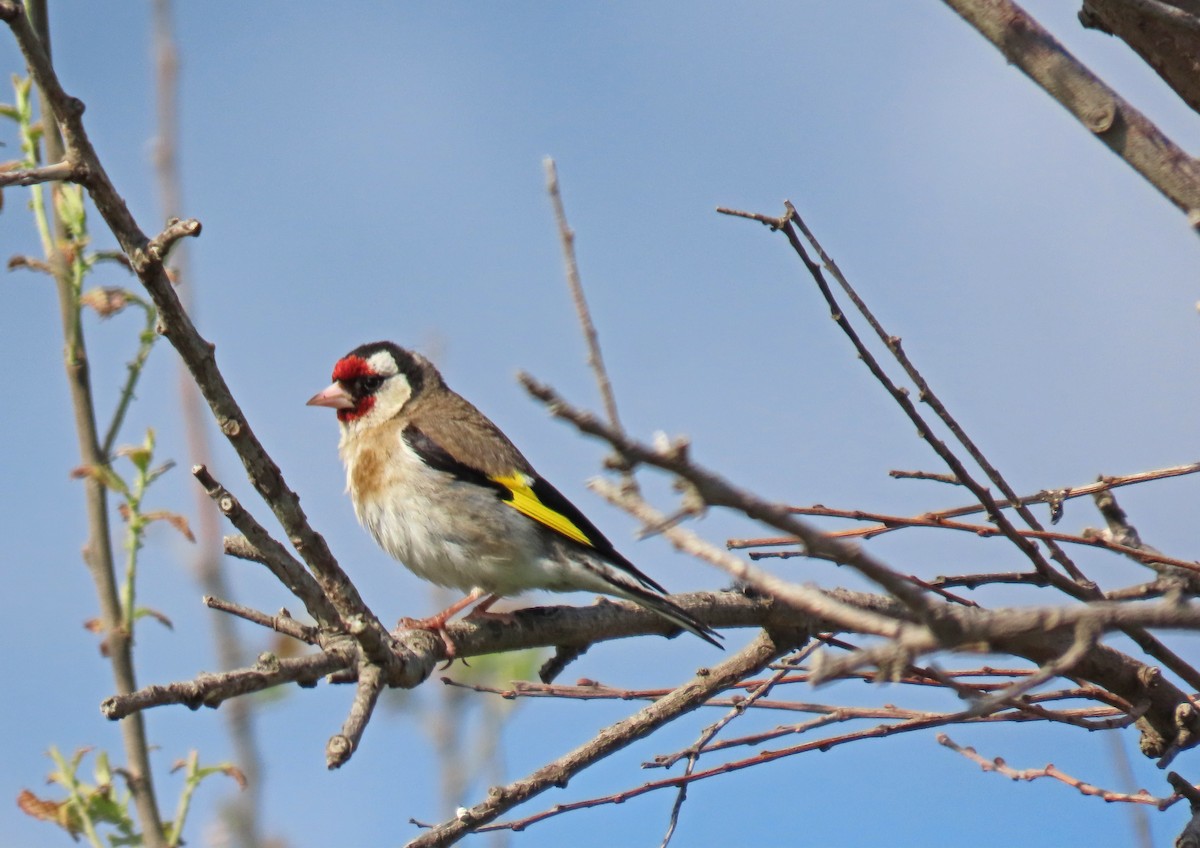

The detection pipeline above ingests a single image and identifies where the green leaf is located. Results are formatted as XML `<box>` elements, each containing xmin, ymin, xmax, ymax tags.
<box><xmin>55</xmin><ymin>183</ymin><xmax>87</xmax><ymax>239</ymax></box>
<box><xmin>92</xmin><ymin>750</ymin><xmax>112</xmax><ymax>788</ymax></box>
<box><xmin>70</xmin><ymin>463</ymin><xmax>130</xmax><ymax>496</ymax></box>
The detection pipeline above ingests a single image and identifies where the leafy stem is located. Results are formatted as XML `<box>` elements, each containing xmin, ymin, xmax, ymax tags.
<box><xmin>101</xmin><ymin>293</ymin><xmax>159</xmax><ymax>459</ymax></box>
<box><xmin>45</xmin><ymin>746</ymin><xmax>134</xmax><ymax>848</ymax></box>
<box><xmin>114</xmin><ymin>428</ymin><xmax>179</xmax><ymax>635</ymax></box>
<box><xmin>164</xmin><ymin>751</ymin><xmax>245</xmax><ymax>848</ymax></box>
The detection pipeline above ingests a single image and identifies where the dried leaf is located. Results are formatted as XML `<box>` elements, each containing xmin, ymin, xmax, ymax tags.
<box><xmin>221</xmin><ymin>764</ymin><xmax>249</xmax><ymax>791</ymax></box>
<box><xmin>16</xmin><ymin>788</ymin><xmax>63</xmax><ymax>822</ymax></box>
<box><xmin>16</xmin><ymin>789</ymin><xmax>81</xmax><ymax>838</ymax></box>
<box><xmin>142</xmin><ymin>510</ymin><xmax>195</xmax><ymax>543</ymax></box>
<box><xmin>133</xmin><ymin>607</ymin><xmax>174</xmax><ymax>630</ymax></box>
<box><xmin>7</xmin><ymin>254</ymin><xmax>52</xmax><ymax>273</ymax></box>
<box><xmin>79</xmin><ymin>286</ymin><xmax>130</xmax><ymax>318</ymax></box>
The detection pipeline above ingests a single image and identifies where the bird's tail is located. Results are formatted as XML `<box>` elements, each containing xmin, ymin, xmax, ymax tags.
<box><xmin>563</xmin><ymin>549</ymin><xmax>724</xmax><ymax>648</ymax></box>
<box><xmin>616</xmin><ymin>582</ymin><xmax>724</xmax><ymax>649</ymax></box>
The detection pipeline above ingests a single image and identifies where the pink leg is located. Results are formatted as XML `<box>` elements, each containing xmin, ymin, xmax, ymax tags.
<box><xmin>463</xmin><ymin>593</ymin><xmax>517</xmax><ymax>624</ymax></box>
<box><xmin>398</xmin><ymin>588</ymin><xmax>486</xmax><ymax>657</ymax></box>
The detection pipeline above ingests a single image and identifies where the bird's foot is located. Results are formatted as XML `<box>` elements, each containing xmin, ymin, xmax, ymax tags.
<box><xmin>396</xmin><ymin>588</ymin><xmax>491</xmax><ymax>661</ymax></box>
<box><xmin>463</xmin><ymin>606</ymin><xmax>517</xmax><ymax>626</ymax></box>
<box><xmin>398</xmin><ymin>614</ymin><xmax>460</xmax><ymax>660</ymax></box>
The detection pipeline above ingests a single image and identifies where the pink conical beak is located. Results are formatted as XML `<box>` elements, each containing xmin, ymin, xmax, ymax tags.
<box><xmin>307</xmin><ymin>381</ymin><xmax>355</xmax><ymax>410</ymax></box>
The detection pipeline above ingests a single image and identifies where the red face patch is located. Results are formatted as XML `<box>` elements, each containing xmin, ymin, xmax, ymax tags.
<box><xmin>337</xmin><ymin>395</ymin><xmax>374</xmax><ymax>423</ymax></box>
<box><xmin>332</xmin><ymin>355</ymin><xmax>372</xmax><ymax>382</ymax></box>
<box><xmin>332</xmin><ymin>355</ymin><xmax>376</xmax><ymax>422</ymax></box>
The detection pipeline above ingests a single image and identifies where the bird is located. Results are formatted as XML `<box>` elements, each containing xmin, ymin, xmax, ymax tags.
<box><xmin>307</xmin><ymin>340</ymin><xmax>722</xmax><ymax>654</ymax></box>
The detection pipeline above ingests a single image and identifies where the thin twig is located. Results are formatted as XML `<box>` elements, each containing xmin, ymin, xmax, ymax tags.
<box><xmin>951</xmin><ymin>621</ymin><xmax>1099</xmax><ymax>720</ymax></box>
<box><xmin>485</xmin><ymin>710</ymin><xmax>1042</xmax><ymax>835</ymax></box>
<box><xmin>544</xmin><ymin>158</ymin><xmax>625</xmax><ymax>439</ymax></box>
<box><xmin>405</xmin><ymin>630</ymin><xmax>791</xmax><ymax>847</ymax></box>
<box><xmin>733</xmin><ymin>510</ymin><xmax>1200</xmax><ymax>575</ymax></box>
<box><xmin>0</xmin><ymin>157</ymin><xmax>82</xmax><ymax>185</ymax></box>
<box><xmin>192</xmin><ymin>465</ymin><xmax>336</xmax><ymax>625</ymax></box>
<box><xmin>726</xmin><ymin>201</ymin><xmax>1200</xmax><ymax>700</ymax></box>
<box><xmin>938</xmin><ymin>733</ymin><xmax>1175</xmax><ymax>808</ymax></box>
<box><xmin>781</xmin><ymin>203</ymin><xmax>1089</xmax><ymax>588</ymax></box>
<box><xmin>588</xmin><ymin>478</ymin><xmax>908</xmax><ymax>638</ymax></box>
<box><xmin>203</xmin><ymin>596</ymin><xmax>317</xmax><ymax>644</ymax></box>
<box><xmin>522</xmin><ymin>377</ymin><xmax>1199</xmax><ymax>756</ymax></box>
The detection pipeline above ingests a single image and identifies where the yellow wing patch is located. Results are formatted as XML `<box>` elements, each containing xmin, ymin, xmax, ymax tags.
<box><xmin>490</xmin><ymin>473</ymin><xmax>593</xmax><ymax>548</ymax></box>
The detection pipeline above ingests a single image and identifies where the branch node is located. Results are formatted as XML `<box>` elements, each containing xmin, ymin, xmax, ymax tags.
<box><xmin>146</xmin><ymin>217</ymin><xmax>202</xmax><ymax>263</ymax></box>
<box><xmin>1085</xmin><ymin>101</ymin><xmax>1116</xmax><ymax>133</ymax></box>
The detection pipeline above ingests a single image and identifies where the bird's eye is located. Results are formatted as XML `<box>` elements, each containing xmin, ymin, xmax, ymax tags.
<box><xmin>360</xmin><ymin>375</ymin><xmax>384</xmax><ymax>393</ymax></box>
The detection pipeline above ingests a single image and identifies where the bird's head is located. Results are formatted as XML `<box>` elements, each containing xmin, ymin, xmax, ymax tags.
<box><xmin>307</xmin><ymin>341</ymin><xmax>437</xmax><ymax>433</ymax></box>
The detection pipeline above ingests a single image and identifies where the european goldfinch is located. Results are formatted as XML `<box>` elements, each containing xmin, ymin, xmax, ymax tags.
<box><xmin>307</xmin><ymin>341</ymin><xmax>722</xmax><ymax>652</ymax></box>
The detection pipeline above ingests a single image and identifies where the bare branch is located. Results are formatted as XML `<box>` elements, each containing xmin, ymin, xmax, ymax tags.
<box><xmin>0</xmin><ymin>158</ymin><xmax>84</xmax><ymax>186</ymax></box>
<box><xmin>487</xmin><ymin>708</ymin><xmax>1055</xmax><ymax>835</ymax></box>
<box><xmin>942</xmin><ymin>0</ymin><xmax>1200</xmax><ymax>221</ymax></box>
<box><xmin>726</xmin><ymin>200</ymin><xmax>1200</xmax><ymax>701</ymax></box>
<box><xmin>327</xmin><ymin>663</ymin><xmax>384</xmax><ymax>769</ymax></box>
<box><xmin>0</xmin><ymin>1</ymin><xmax>390</xmax><ymax>660</ymax></box>
<box><xmin>544</xmin><ymin>157</ymin><xmax>625</xmax><ymax>437</ymax></box>
<box><xmin>589</xmin><ymin>478</ymin><xmax>909</xmax><ymax>638</ymax></box>
<box><xmin>12</xmin><ymin>1</ymin><xmax>165</xmax><ymax>840</ymax></box>
<box><xmin>101</xmin><ymin>590</ymin><xmax>787</xmax><ymax>723</ymax></box>
<box><xmin>192</xmin><ymin>465</ymin><xmax>336</xmax><ymax>625</ymax></box>
<box><xmin>938</xmin><ymin>733</ymin><xmax>1175</xmax><ymax>807</ymax></box>
<box><xmin>523</xmin><ymin>373</ymin><xmax>937</xmax><ymax>622</ymax></box>
<box><xmin>101</xmin><ymin>650</ymin><xmax>353</xmax><ymax>718</ymax></box>
<box><xmin>733</xmin><ymin>508</ymin><xmax>1200</xmax><ymax>576</ymax></box>
<box><xmin>203</xmin><ymin>595</ymin><xmax>317</xmax><ymax>645</ymax></box>
<box><xmin>145</xmin><ymin>216</ymin><xmax>200</xmax><ymax>263</ymax></box>
<box><xmin>780</xmin><ymin>202</ymin><xmax>1090</xmax><ymax>588</ymax></box>
<box><xmin>405</xmin><ymin>629</ymin><xmax>793</xmax><ymax>848</ymax></box>
<box><xmin>522</xmin><ymin>376</ymin><xmax>1200</xmax><ymax>756</ymax></box>
<box><xmin>1080</xmin><ymin>0</ymin><xmax>1200</xmax><ymax>117</ymax></box>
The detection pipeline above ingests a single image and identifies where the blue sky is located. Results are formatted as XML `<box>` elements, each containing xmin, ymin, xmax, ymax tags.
<box><xmin>4</xmin><ymin>3</ymin><xmax>1200</xmax><ymax>846</ymax></box>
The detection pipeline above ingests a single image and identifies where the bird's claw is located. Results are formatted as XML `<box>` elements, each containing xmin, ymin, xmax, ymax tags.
<box><xmin>398</xmin><ymin>615</ymin><xmax>460</xmax><ymax>660</ymax></box>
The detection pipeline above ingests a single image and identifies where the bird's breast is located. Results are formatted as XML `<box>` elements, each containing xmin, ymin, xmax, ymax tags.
<box><xmin>339</xmin><ymin>424</ymin><xmax>546</xmax><ymax>594</ymax></box>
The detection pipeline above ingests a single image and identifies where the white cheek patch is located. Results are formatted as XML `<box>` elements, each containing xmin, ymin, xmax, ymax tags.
<box><xmin>375</xmin><ymin>373</ymin><xmax>412</xmax><ymax>412</ymax></box>
<box><xmin>366</xmin><ymin>350</ymin><xmax>401</xmax><ymax>377</ymax></box>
